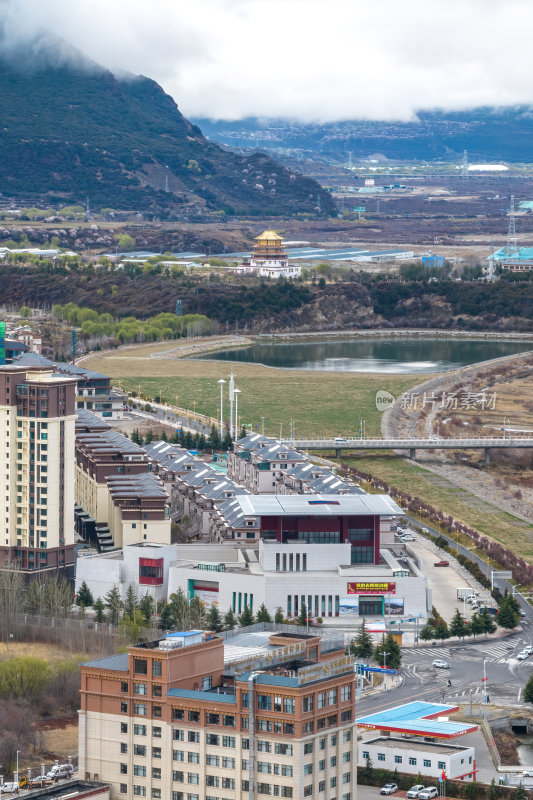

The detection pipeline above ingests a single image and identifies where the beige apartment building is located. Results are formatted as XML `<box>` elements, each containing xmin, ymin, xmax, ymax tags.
<box><xmin>79</xmin><ymin>628</ymin><xmax>356</xmax><ymax>800</ymax></box>
<box><xmin>0</xmin><ymin>364</ymin><xmax>76</xmax><ymax>572</ymax></box>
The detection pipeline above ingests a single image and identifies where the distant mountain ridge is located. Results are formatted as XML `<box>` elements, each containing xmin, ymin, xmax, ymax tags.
<box><xmin>0</xmin><ymin>33</ymin><xmax>334</xmax><ymax>216</ymax></box>
<box><xmin>194</xmin><ymin>108</ymin><xmax>533</xmax><ymax>163</ymax></box>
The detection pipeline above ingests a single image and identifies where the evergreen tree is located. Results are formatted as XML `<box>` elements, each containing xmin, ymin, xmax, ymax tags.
<box><xmin>169</xmin><ymin>587</ymin><xmax>191</xmax><ymax>630</ymax></box>
<box><xmin>420</xmin><ymin>623</ymin><xmax>436</xmax><ymax>641</ymax></box>
<box><xmin>209</xmin><ymin>424</ymin><xmax>221</xmax><ymax>449</ymax></box>
<box><xmin>183</xmin><ymin>431</ymin><xmax>193</xmax><ymax>449</ymax></box>
<box><xmin>193</xmin><ymin>432</ymin><xmax>200</xmax><ymax>448</ymax></box>
<box><xmin>450</xmin><ymin>608</ymin><xmax>467</xmax><ymax>639</ymax></box>
<box><xmin>524</xmin><ymin>673</ymin><xmax>533</xmax><ymax>704</ymax></box>
<box><xmin>161</xmin><ymin>430</ymin><xmax>168</xmax><ymax>442</ymax></box>
<box><xmin>434</xmin><ymin>617</ymin><xmax>450</xmax><ymax>640</ymax></box>
<box><xmin>189</xmin><ymin>596</ymin><xmax>206</xmax><ymax>628</ymax></box>
<box><xmin>350</xmin><ymin>621</ymin><xmax>374</xmax><ymax>660</ymax></box>
<box><xmin>76</xmin><ymin>580</ymin><xmax>94</xmax><ymax>607</ymax></box>
<box><xmin>374</xmin><ymin>632</ymin><xmax>402</xmax><ymax>669</ymax></box>
<box><xmin>479</xmin><ymin>607</ymin><xmax>497</xmax><ymax>636</ymax></box>
<box><xmin>297</xmin><ymin>602</ymin><xmax>309</xmax><ymax>627</ymax></box>
<box><xmin>206</xmin><ymin>604</ymin><xmax>224</xmax><ymax>632</ymax></box>
<box><xmin>498</xmin><ymin>596</ymin><xmax>519</xmax><ymax>629</ymax></box>
<box><xmin>488</xmin><ymin>778</ymin><xmax>500</xmax><ymax>800</ymax></box>
<box><xmin>104</xmin><ymin>585</ymin><xmax>123</xmax><ymax>625</ymax></box>
<box><xmin>139</xmin><ymin>593</ymin><xmax>154</xmax><ymax>625</ymax></box>
<box><xmin>222</xmin><ymin>431</ymin><xmax>233</xmax><ymax>451</ymax></box>
<box><xmin>124</xmin><ymin>584</ymin><xmax>138</xmax><ymax>618</ymax></box>
<box><xmin>158</xmin><ymin>603</ymin><xmax>175</xmax><ymax>631</ymax></box>
<box><xmin>274</xmin><ymin>607</ymin><xmax>285</xmax><ymax>624</ymax></box>
<box><xmin>362</xmin><ymin>755</ymin><xmax>374</xmax><ymax>781</ymax></box>
<box><xmin>239</xmin><ymin>605</ymin><xmax>255</xmax><ymax>627</ymax></box>
<box><xmin>239</xmin><ymin>425</ymin><xmax>247</xmax><ymax>440</ymax></box>
<box><xmin>93</xmin><ymin>597</ymin><xmax>106</xmax><ymax>623</ymax></box>
<box><xmin>515</xmin><ymin>785</ymin><xmax>527</xmax><ymax>800</ymax></box>
<box><xmin>145</xmin><ymin>429</ymin><xmax>154</xmax><ymax>444</ymax></box>
<box><xmin>470</xmin><ymin>612</ymin><xmax>484</xmax><ymax>638</ymax></box>
<box><xmin>224</xmin><ymin>607</ymin><xmax>238</xmax><ymax>630</ymax></box>
<box><xmin>256</xmin><ymin>603</ymin><xmax>272</xmax><ymax>623</ymax></box>
<box><xmin>198</xmin><ymin>433</ymin><xmax>207</xmax><ymax>450</ymax></box>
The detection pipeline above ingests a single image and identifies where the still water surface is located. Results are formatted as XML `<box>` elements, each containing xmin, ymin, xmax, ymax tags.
<box><xmin>198</xmin><ymin>338</ymin><xmax>533</xmax><ymax>374</ymax></box>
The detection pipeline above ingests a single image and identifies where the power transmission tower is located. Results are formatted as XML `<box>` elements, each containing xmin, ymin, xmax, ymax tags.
<box><xmin>164</xmin><ymin>175</ymin><xmax>170</xmax><ymax>193</ymax></box>
<box><xmin>347</xmin><ymin>151</ymin><xmax>353</xmax><ymax>169</ymax></box>
<box><xmin>506</xmin><ymin>195</ymin><xmax>519</xmax><ymax>256</ymax></box>
<box><xmin>316</xmin><ymin>193</ymin><xmax>321</xmax><ymax>213</ymax></box>
<box><xmin>461</xmin><ymin>150</ymin><xmax>468</xmax><ymax>177</ymax></box>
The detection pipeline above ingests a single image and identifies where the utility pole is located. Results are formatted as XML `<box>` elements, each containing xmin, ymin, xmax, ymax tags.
<box><xmin>507</xmin><ymin>195</ymin><xmax>519</xmax><ymax>257</ymax></box>
<box><xmin>261</xmin><ymin>416</ymin><xmax>265</xmax><ymax>436</ymax></box>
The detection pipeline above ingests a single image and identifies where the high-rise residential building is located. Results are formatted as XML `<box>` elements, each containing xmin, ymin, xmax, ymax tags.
<box><xmin>0</xmin><ymin>365</ymin><xmax>77</xmax><ymax>572</ymax></box>
<box><xmin>79</xmin><ymin>628</ymin><xmax>356</xmax><ymax>800</ymax></box>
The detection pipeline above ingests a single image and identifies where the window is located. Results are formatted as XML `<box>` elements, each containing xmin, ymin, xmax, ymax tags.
<box><xmin>187</xmin><ymin>774</ymin><xmax>199</xmax><ymax>785</ymax></box>
<box><xmin>258</xmin><ymin>694</ymin><xmax>272</xmax><ymax>711</ymax></box>
<box><xmin>304</xmin><ymin>764</ymin><xmax>313</xmax><ymax>776</ymax></box>
<box><xmin>223</xmin><ymin>714</ymin><xmax>235</xmax><ymax>727</ymax></box>
<box><xmin>133</xmin><ymin>787</ymin><xmax>146</xmax><ymax>797</ymax></box>
<box><xmin>188</xmin><ymin>710</ymin><xmax>200</xmax><ymax>723</ymax></box>
<box><xmin>343</xmin><ymin>730</ymin><xmax>351</xmax><ymax>743</ymax></box>
<box><xmin>341</xmin><ymin>685</ymin><xmax>351</xmax><ymax>702</ymax></box>
<box><xmin>303</xmin><ymin>721</ymin><xmax>314</xmax><ymax>734</ymax></box>
<box><xmin>330</xmin><ymin>756</ymin><xmax>337</xmax><ymax>767</ymax></box>
<box><xmin>303</xmin><ymin>696</ymin><xmax>313</xmax><ymax>712</ymax></box>
<box><xmin>134</xmin><ymin>704</ymin><xmax>147</xmax><ymax>716</ymax></box>
<box><xmin>258</xmin><ymin>763</ymin><xmax>272</xmax><ymax>774</ymax></box>
<box><xmin>121</xmin><ymin>702</ymin><xmax>128</xmax><ymax>713</ymax></box>
<box><xmin>304</xmin><ymin>787</ymin><xmax>313</xmax><ymax>797</ymax></box>
<box><xmin>206</xmin><ymin>755</ymin><xmax>219</xmax><ymax>767</ymax></box>
<box><xmin>327</xmin><ymin>714</ymin><xmax>337</xmax><ymax>728</ymax></box>
<box><xmin>438</xmin><ymin>761</ymin><xmax>446</xmax><ymax>770</ymax></box>
<box><xmin>223</xmin><ymin>735</ymin><xmax>236</xmax><ymax>748</ymax></box>
<box><xmin>152</xmin><ymin>791</ymin><xmax>161</xmax><ymax>799</ymax></box>
<box><xmin>222</xmin><ymin>757</ymin><xmax>235</xmax><ymax>769</ymax></box>
<box><xmin>424</xmin><ymin>760</ymin><xmax>431</xmax><ymax>768</ymax></box>
<box><xmin>343</xmin><ymin>751</ymin><xmax>351</xmax><ymax>763</ymax></box>
<box><xmin>152</xmin><ymin>684</ymin><xmax>162</xmax><ymax>697</ymax></box>
<box><xmin>134</xmin><ymin>658</ymin><xmax>148</xmax><ymax>675</ymax></box>
<box><xmin>172</xmin><ymin>771</ymin><xmax>184</xmax><ymax>782</ymax></box>
<box><xmin>188</xmin><ymin>731</ymin><xmax>200</xmax><ymax>743</ymax></box>
<box><xmin>330</xmin><ymin>777</ymin><xmax>337</xmax><ymax>788</ymax></box>
<box><xmin>319</xmin><ymin>781</ymin><xmax>326</xmax><ymax>792</ymax></box>
<box><xmin>121</xmin><ymin>681</ymin><xmax>129</xmax><ymax>693</ymax></box>
<box><xmin>202</xmin><ymin>676</ymin><xmax>212</xmax><ymax>691</ymax></box>
<box><xmin>121</xmin><ymin>723</ymin><xmax>128</xmax><ymax>734</ymax></box>
<box><xmin>173</xmin><ymin>751</ymin><xmax>185</xmax><ymax>762</ymax></box>
<box><xmin>343</xmin><ymin>773</ymin><xmax>351</xmax><ymax>784</ymax></box>
<box><xmin>134</xmin><ymin>765</ymin><xmax>146</xmax><ymax>777</ymax></box>
<box><xmin>330</xmin><ymin>734</ymin><xmax>337</xmax><ymax>746</ymax></box>
<box><xmin>317</xmin><ymin>692</ymin><xmax>325</xmax><ymax>709</ymax></box>
<box><xmin>152</xmin><ymin>747</ymin><xmax>161</xmax><ymax>759</ymax></box>
<box><xmin>120</xmin><ymin>764</ymin><xmax>128</xmax><ymax>775</ymax></box>
<box><xmin>173</xmin><ymin>709</ymin><xmax>185</xmax><ymax>720</ymax></box>
<box><xmin>409</xmin><ymin>758</ymin><xmax>417</xmax><ymax>766</ymax></box>
<box><xmin>152</xmin><ymin>661</ymin><xmax>162</xmax><ymax>676</ymax></box>
<box><xmin>304</xmin><ymin>742</ymin><xmax>313</xmax><ymax>755</ymax></box>
<box><xmin>378</xmin><ymin>753</ymin><xmax>386</xmax><ymax>762</ymax></box>
<box><xmin>134</xmin><ymin>745</ymin><xmax>146</xmax><ymax>756</ymax></box>
<box><xmin>187</xmin><ymin>753</ymin><xmax>199</xmax><ymax>764</ymax></box>
<box><xmin>206</xmin><ymin>776</ymin><xmax>219</xmax><ymax>787</ymax></box>
<box><xmin>328</xmin><ymin>688</ymin><xmax>337</xmax><ymax>705</ymax></box>
<box><xmin>206</xmin><ymin>733</ymin><xmax>219</xmax><ymax>746</ymax></box>
<box><xmin>319</xmin><ymin>738</ymin><xmax>326</xmax><ymax>750</ymax></box>
<box><xmin>120</xmin><ymin>785</ymin><xmax>127</xmax><ymax>794</ymax></box>
<box><xmin>241</xmin><ymin>692</ymin><xmax>249</xmax><ymax>708</ymax></box>
<box><xmin>341</xmin><ymin>710</ymin><xmax>352</xmax><ymax>722</ymax></box>
<box><xmin>206</xmin><ymin>713</ymin><xmax>220</xmax><ymax>725</ymax></box>
<box><xmin>134</xmin><ymin>725</ymin><xmax>147</xmax><ymax>736</ymax></box>
<box><xmin>362</xmin><ymin>751</ymin><xmax>369</xmax><ymax>760</ymax></box>
<box><xmin>275</xmin><ymin>743</ymin><xmax>293</xmax><ymax>756</ymax></box>
<box><xmin>173</xmin><ymin>730</ymin><xmax>184</xmax><ymax>741</ymax></box>
<box><xmin>283</xmin><ymin>723</ymin><xmax>295</xmax><ymax>735</ymax></box>
<box><xmin>394</xmin><ymin>756</ymin><xmax>403</xmax><ymax>764</ymax></box>
<box><xmin>135</xmin><ymin>683</ymin><xmax>147</xmax><ymax>695</ymax></box>
<box><xmin>121</xmin><ymin>743</ymin><xmax>128</xmax><ymax>754</ymax></box>
<box><xmin>221</xmin><ymin>777</ymin><xmax>235</xmax><ymax>790</ymax></box>
<box><xmin>153</xmin><ymin>727</ymin><xmax>161</xmax><ymax>738</ymax></box>
<box><xmin>257</xmin><ymin>741</ymin><xmax>272</xmax><ymax>753</ymax></box>
<box><xmin>152</xmin><ymin>768</ymin><xmax>161</xmax><ymax>780</ymax></box>
<box><xmin>283</xmin><ymin>697</ymin><xmax>295</xmax><ymax>713</ymax></box>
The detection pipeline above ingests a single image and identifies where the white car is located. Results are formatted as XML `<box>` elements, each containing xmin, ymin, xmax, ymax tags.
<box><xmin>524</xmin><ymin>646</ymin><xmax>533</xmax><ymax>655</ymax></box>
<box><xmin>401</xmin><ymin>534</ymin><xmax>415</xmax><ymax>541</ymax></box>
<box><xmin>517</xmin><ymin>651</ymin><xmax>529</xmax><ymax>661</ymax></box>
<box><xmin>407</xmin><ymin>786</ymin><xmax>426</xmax><ymax>798</ymax></box>
<box><xmin>419</xmin><ymin>788</ymin><xmax>438</xmax><ymax>800</ymax></box>
<box><xmin>432</xmin><ymin>659</ymin><xmax>450</xmax><ymax>669</ymax></box>
<box><xmin>380</xmin><ymin>784</ymin><xmax>398</xmax><ymax>795</ymax></box>
<box><xmin>522</xmin><ymin>770</ymin><xmax>533</xmax><ymax>778</ymax></box>
<box><xmin>0</xmin><ymin>783</ymin><xmax>19</xmax><ymax>794</ymax></box>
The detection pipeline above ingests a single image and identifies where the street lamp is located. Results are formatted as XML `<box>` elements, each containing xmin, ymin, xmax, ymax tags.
<box><xmin>483</xmin><ymin>659</ymin><xmax>488</xmax><ymax>703</ymax></box>
<box><xmin>234</xmin><ymin>389</ymin><xmax>241</xmax><ymax>439</ymax></box>
<box><xmin>218</xmin><ymin>379</ymin><xmax>226</xmax><ymax>438</ymax></box>
<box><xmin>382</xmin><ymin>651</ymin><xmax>390</xmax><ymax>691</ymax></box>
<box><xmin>228</xmin><ymin>373</ymin><xmax>235</xmax><ymax>439</ymax></box>
<box><xmin>15</xmin><ymin>751</ymin><xmax>20</xmax><ymax>785</ymax></box>
<box><xmin>261</xmin><ymin>416</ymin><xmax>265</xmax><ymax>436</ymax></box>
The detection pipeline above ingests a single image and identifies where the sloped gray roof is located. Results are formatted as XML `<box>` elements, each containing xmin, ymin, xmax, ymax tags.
<box><xmin>82</xmin><ymin>653</ymin><xmax>129</xmax><ymax>671</ymax></box>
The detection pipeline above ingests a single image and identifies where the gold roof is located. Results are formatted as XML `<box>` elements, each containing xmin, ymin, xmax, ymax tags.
<box><xmin>255</xmin><ymin>230</ymin><xmax>282</xmax><ymax>242</ymax></box>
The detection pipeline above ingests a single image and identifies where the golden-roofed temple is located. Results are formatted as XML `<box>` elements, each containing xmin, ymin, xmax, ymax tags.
<box><xmin>253</xmin><ymin>230</ymin><xmax>287</xmax><ymax>261</ymax></box>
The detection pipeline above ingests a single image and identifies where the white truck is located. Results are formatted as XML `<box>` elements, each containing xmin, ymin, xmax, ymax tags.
<box><xmin>457</xmin><ymin>587</ymin><xmax>479</xmax><ymax>600</ymax></box>
<box><xmin>46</xmin><ymin>764</ymin><xmax>74</xmax><ymax>780</ymax></box>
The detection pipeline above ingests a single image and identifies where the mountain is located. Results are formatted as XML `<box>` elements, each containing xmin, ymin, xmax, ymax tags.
<box><xmin>0</xmin><ymin>33</ymin><xmax>334</xmax><ymax>216</ymax></box>
<box><xmin>194</xmin><ymin>108</ymin><xmax>533</xmax><ymax>163</ymax></box>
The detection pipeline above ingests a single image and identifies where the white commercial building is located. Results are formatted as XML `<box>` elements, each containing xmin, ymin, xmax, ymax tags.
<box><xmin>359</xmin><ymin>737</ymin><xmax>476</xmax><ymax>781</ymax></box>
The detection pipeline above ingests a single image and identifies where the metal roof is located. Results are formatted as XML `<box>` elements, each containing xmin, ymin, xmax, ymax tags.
<box><xmin>167</xmin><ymin>687</ymin><xmax>236</xmax><ymax>703</ymax></box>
<box><xmin>81</xmin><ymin>653</ymin><xmax>129</xmax><ymax>671</ymax></box>
<box><xmin>233</xmin><ymin>493</ymin><xmax>401</xmax><ymax>516</ymax></box>
<box><xmin>356</xmin><ymin>701</ymin><xmax>478</xmax><ymax>739</ymax></box>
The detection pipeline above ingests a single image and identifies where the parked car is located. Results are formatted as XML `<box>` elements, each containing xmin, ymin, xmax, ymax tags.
<box><xmin>432</xmin><ymin>659</ymin><xmax>450</xmax><ymax>669</ymax></box>
<box><xmin>407</xmin><ymin>785</ymin><xmax>426</xmax><ymax>798</ymax></box>
<box><xmin>419</xmin><ymin>788</ymin><xmax>438</xmax><ymax>800</ymax></box>
<box><xmin>421</xmin><ymin>527</ymin><xmax>429</xmax><ymax>534</ymax></box>
<box><xmin>0</xmin><ymin>782</ymin><xmax>19</xmax><ymax>794</ymax></box>
<box><xmin>434</xmin><ymin>560</ymin><xmax>449</xmax><ymax>567</ymax></box>
<box><xmin>46</xmin><ymin>764</ymin><xmax>73</xmax><ymax>780</ymax></box>
<box><xmin>522</xmin><ymin>770</ymin><xmax>533</xmax><ymax>778</ymax></box>
<box><xmin>402</xmin><ymin>534</ymin><xmax>415</xmax><ymax>541</ymax></box>
<box><xmin>519</xmin><ymin>610</ymin><xmax>527</xmax><ymax>617</ymax></box>
<box><xmin>381</xmin><ymin>784</ymin><xmax>398</xmax><ymax>795</ymax></box>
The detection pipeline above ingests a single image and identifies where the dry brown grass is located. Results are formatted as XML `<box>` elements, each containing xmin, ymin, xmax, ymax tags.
<box><xmin>0</xmin><ymin>641</ymin><xmax>88</xmax><ymax>663</ymax></box>
<box><xmin>40</xmin><ymin>725</ymin><xmax>78</xmax><ymax>762</ymax></box>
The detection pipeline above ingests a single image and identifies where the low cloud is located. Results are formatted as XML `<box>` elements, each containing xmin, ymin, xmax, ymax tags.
<box><xmin>3</xmin><ymin>0</ymin><xmax>533</xmax><ymax>121</ymax></box>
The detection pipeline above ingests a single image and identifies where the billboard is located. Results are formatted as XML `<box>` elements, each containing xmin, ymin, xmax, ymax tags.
<box><xmin>192</xmin><ymin>582</ymin><xmax>219</xmax><ymax>606</ymax></box>
<box><xmin>384</xmin><ymin>597</ymin><xmax>404</xmax><ymax>616</ymax></box>
<box><xmin>347</xmin><ymin>581</ymin><xmax>396</xmax><ymax>595</ymax></box>
<box><xmin>339</xmin><ymin>597</ymin><xmax>359</xmax><ymax>616</ymax></box>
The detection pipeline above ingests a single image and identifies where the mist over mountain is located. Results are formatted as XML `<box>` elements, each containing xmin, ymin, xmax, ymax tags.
<box><xmin>195</xmin><ymin>108</ymin><xmax>533</xmax><ymax>164</ymax></box>
<box><xmin>0</xmin><ymin>32</ymin><xmax>334</xmax><ymax>216</ymax></box>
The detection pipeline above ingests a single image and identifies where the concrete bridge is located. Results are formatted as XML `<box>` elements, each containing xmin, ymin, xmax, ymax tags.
<box><xmin>286</xmin><ymin>436</ymin><xmax>533</xmax><ymax>463</ymax></box>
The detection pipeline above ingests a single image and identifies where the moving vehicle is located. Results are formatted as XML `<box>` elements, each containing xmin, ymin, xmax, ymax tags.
<box><xmin>419</xmin><ymin>788</ymin><xmax>438</xmax><ymax>800</ymax></box>
<box><xmin>432</xmin><ymin>659</ymin><xmax>450</xmax><ymax>669</ymax></box>
<box><xmin>407</xmin><ymin>786</ymin><xmax>426</xmax><ymax>798</ymax></box>
<box><xmin>434</xmin><ymin>560</ymin><xmax>449</xmax><ymax>567</ymax></box>
<box><xmin>519</xmin><ymin>609</ymin><xmax>527</xmax><ymax>617</ymax></box>
<box><xmin>522</xmin><ymin>770</ymin><xmax>533</xmax><ymax>778</ymax></box>
<box><xmin>421</xmin><ymin>527</ymin><xmax>429</xmax><ymax>534</ymax></box>
<box><xmin>517</xmin><ymin>651</ymin><xmax>530</xmax><ymax>661</ymax></box>
<box><xmin>46</xmin><ymin>764</ymin><xmax>73</xmax><ymax>780</ymax></box>
<box><xmin>381</xmin><ymin>784</ymin><xmax>398</xmax><ymax>795</ymax></box>
<box><xmin>334</xmin><ymin>437</ymin><xmax>347</xmax><ymax>443</ymax></box>
<box><xmin>401</xmin><ymin>534</ymin><xmax>415</xmax><ymax>541</ymax></box>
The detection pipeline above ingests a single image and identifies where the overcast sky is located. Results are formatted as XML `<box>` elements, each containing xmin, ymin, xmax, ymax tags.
<box><xmin>4</xmin><ymin>0</ymin><xmax>533</xmax><ymax>121</ymax></box>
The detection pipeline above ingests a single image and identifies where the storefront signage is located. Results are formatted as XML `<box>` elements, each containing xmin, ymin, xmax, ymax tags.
<box><xmin>297</xmin><ymin>654</ymin><xmax>354</xmax><ymax>686</ymax></box>
<box><xmin>347</xmin><ymin>581</ymin><xmax>396</xmax><ymax>595</ymax></box>
<box><xmin>228</xmin><ymin>641</ymin><xmax>306</xmax><ymax>675</ymax></box>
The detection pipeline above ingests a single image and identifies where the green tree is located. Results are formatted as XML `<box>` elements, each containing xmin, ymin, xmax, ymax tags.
<box><xmin>139</xmin><ymin>593</ymin><xmax>154</xmax><ymax>625</ymax></box>
<box><xmin>18</xmin><ymin>305</ymin><xmax>32</xmax><ymax>318</ymax></box>
<box><xmin>488</xmin><ymin>779</ymin><xmax>500</xmax><ymax>800</ymax></box>
<box><xmin>350</xmin><ymin>620</ymin><xmax>374</xmax><ymax>660</ymax></box>
<box><xmin>239</xmin><ymin>605</ymin><xmax>255</xmax><ymax>627</ymax></box>
<box><xmin>374</xmin><ymin>632</ymin><xmax>402</xmax><ymax>669</ymax></box>
<box><xmin>434</xmin><ymin>617</ymin><xmax>450</xmax><ymax>641</ymax></box>
<box><xmin>419</xmin><ymin>623</ymin><xmax>435</xmax><ymax>641</ymax></box>
<box><xmin>470</xmin><ymin>613</ymin><xmax>484</xmax><ymax>638</ymax></box>
<box><xmin>158</xmin><ymin>602</ymin><xmax>175</xmax><ymax>631</ymax></box>
<box><xmin>524</xmin><ymin>673</ymin><xmax>533</xmax><ymax>704</ymax></box>
<box><xmin>222</xmin><ymin>431</ymin><xmax>233</xmax><ymax>451</ymax></box>
<box><xmin>121</xmin><ymin>609</ymin><xmax>146</xmax><ymax>643</ymax></box>
<box><xmin>124</xmin><ymin>584</ymin><xmax>138</xmax><ymax>619</ymax></box>
<box><xmin>206</xmin><ymin>604</ymin><xmax>224</xmax><ymax>633</ymax></box>
<box><xmin>274</xmin><ymin>607</ymin><xmax>284</xmax><ymax>624</ymax></box>
<box><xmin>169</xmin><ymin>587</ymin><xmax>192</xmax><ymax>629</ymax></box>
<box><xmin>0</xmin><ymin>657</ymin><xmax>53</xmax><ymax>699</ymax></box>
<box><xmin>362</xmin><ymin>755</ymin><xmax>374</xmax><ymax>780</ymax></box>
<box><xmin>118</xmin><ymin>233</ymin><xmax>136</xmax><ymax>251</ymax></box>
<box><xmin>515</xmin><ymin>785</ymin><xmax>528</xmax><ymax>800</ymax></box>
<box><xmin>449</xmin><ymin>608</ymin><xmax>468</xmax><ymax>639</ymax></box>
<box><xmin>224</xmin><ymin>608</ymin><xmax>238</xmax><ymax>630</ymax></box>
<box><xmin>189</xmin><ymin>596</ymin><xmax>206</xmax><ymax>628</ymax></box>
<box><xmin>256</xmin><ymin>603</ymin><xmax>272</xmax><ymax>623</ymax></box>
<box><xmin>104</xmin><ymin>585</ymin><xmax>123</xmax><ymax>625</ymax></box>
<box><xmin>93</xmin><ymin>597</ymin><xmax>106</xmax><ymax>623</ymax></box>
<box><xmin>498</xmin><ymin>596</ymin><xmax>519</xmax><ymax>629</ymax></box>
<box><xmin>464</xmin><ymin>783</ymin><xmax>483</xmax><ymax>800</ymax></box>
<box><xmin>479</xmin><ymin>607</ymin><xmax>497</xmax><ymax>636</ymax></box>
<box><xmin>76</xmin><ymin>580</ymin><xmax>94</xmax><ymax>607</ymax></box>
<box><xmin>208</xmin><ymin>424</ymin><xmax>221</xmax><ymax>449</ymax></box>
<box><xmin>297</xmin><ymin>602</ymin><xmax>309</xmax><ymax>627</ymax></box>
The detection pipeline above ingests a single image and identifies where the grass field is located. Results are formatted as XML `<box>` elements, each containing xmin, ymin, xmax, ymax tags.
<box><xmin>344</xmin><ymin>453</ymin><xmax>533</xmax><ymax>560</ymax></box>
<box><xmin>85</xmin><ymin>344</ymin><xmax>420</xmax><ymax>438</ymax></box>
